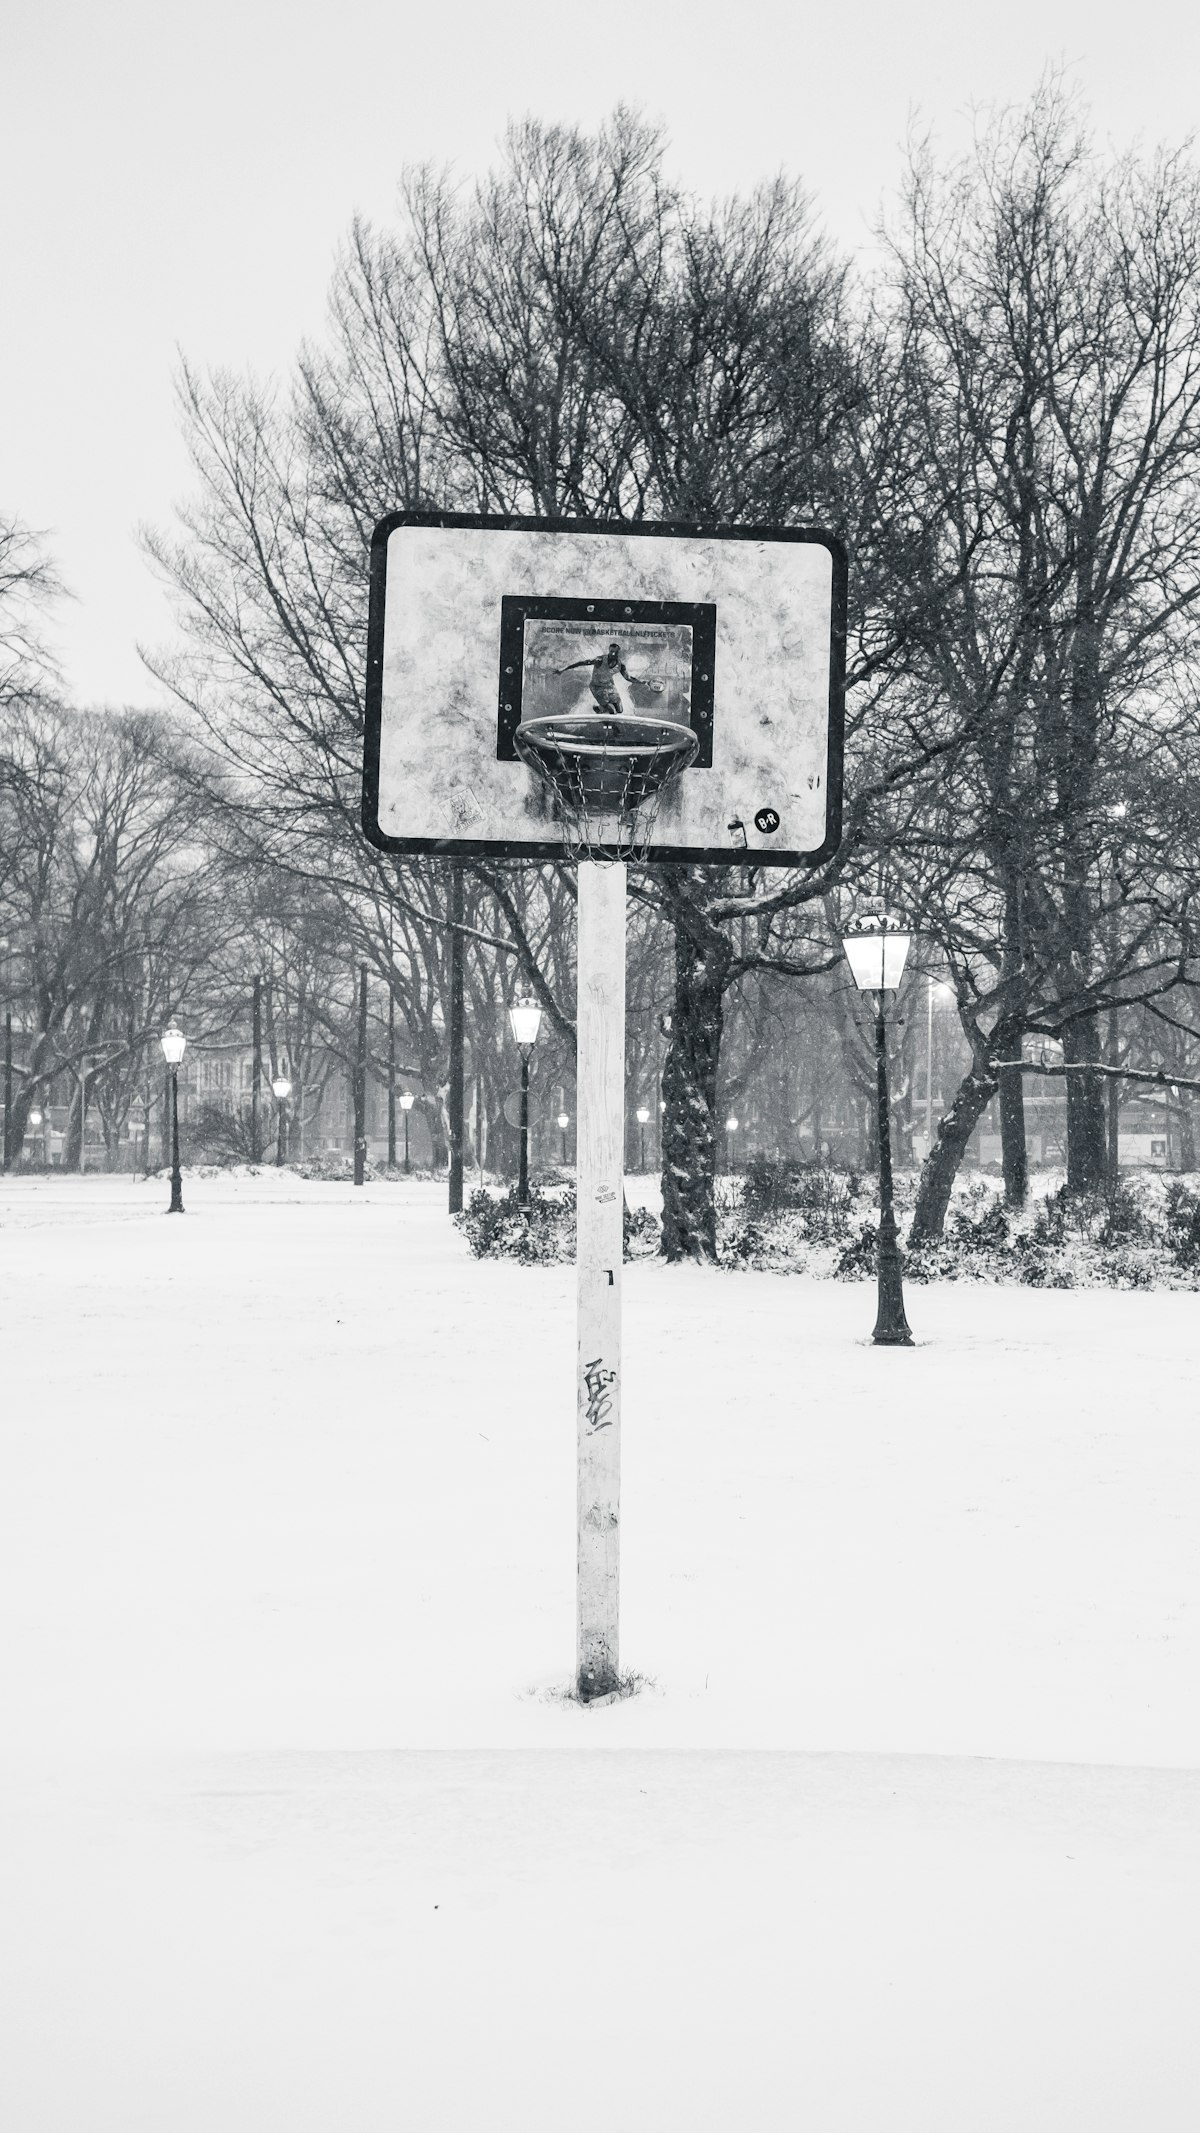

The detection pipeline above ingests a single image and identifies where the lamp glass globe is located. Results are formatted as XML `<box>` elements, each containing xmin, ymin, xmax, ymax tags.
<box><xmin>841</xmin><ymin>913</ymin><xmax>911</xmax><ymax>994</ymax></box>
<box><xmin>507</xmin><ymin>999</ymin><xmax>543</xmax><ymax>1050</ymax></box>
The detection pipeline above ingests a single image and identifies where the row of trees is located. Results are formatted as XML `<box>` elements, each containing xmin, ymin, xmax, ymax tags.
<box><xmin>1</xmin><ymin>680</ymin><xmax>921</xmax><ymax>1176</ymax></box>
<box><xmin>7</xmin><ymin>84</ymin><xmax>1200</xmax><ymax>1243</ymax></box>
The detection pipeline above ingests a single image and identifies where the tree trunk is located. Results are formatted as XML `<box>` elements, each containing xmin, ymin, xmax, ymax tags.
<box><xmin>660</xmin><ymin>918</ymin><xmax>731</xmax><ymax>1263</ymax></box>
<box><xmin>1063</xmin><ymin>1015</ymin><xmax>1106</xmax><ymax>1195</ymax></box>
<box><xmin>908</xmin><ymin>1060</ymin><xmax>1000</xmax><ymax>1245</ymax></box>
<box><xmin>1178</xmin><ymin>1100</ymin><xmax>1195</xmax><ymax>1173</ymax></box>
<box><xmin>998</xmin><ymin>1059</ymin><xmax>1028</xmax><ymax>1207</ymax></box>
<box><xmin>427</xmin><ymin>1103</ymin><xmax>448</xmax><ymax>1172</ymax></box>
<box><xmin>353</xmin><ymin>963</ymin><xmax>368</xmax><ymax>1185</ymax></box>
<box><xmin>1105</xmin><ymin>1007</ymin><xmax>1120</xmax><ymax>1192</ymax></box>
<box><xmin>63</xmin><ymin>1079</ymin><xmax>84</xmax><ymax>1170</ymax></box>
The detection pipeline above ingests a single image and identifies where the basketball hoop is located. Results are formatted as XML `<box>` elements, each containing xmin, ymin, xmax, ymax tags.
<box><xmin>514</xmin><ymin>709</ymin><xmax>698</xmax><ymax>860</ymax></box>
<box><xmin>363</xmin><ymin>513</ymin><xmax>846</xmax><ymax>1704</ymax></box>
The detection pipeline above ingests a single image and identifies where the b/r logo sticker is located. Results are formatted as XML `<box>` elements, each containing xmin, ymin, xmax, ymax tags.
<box><xmin>754</xmin><ymin>807</ymin><xmax>780</xmax><ymax>835</ymax></box>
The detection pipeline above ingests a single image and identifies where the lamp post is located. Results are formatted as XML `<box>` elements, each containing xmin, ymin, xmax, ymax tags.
<box><xmin>28</xmin><ymin>1107</ymin><xmax>42</xmax><ymax>1169</ymax></box>
<box><xmin>557</xmin><ymin>1109</ymin><xmax>570</xmax><ymax>1165</ymax></box>
<box><xmin>636</xmin><ymin>1105</ymin><xmax>650</xmax><ymax>1172</ymax></box>
<box><xmin>507</xmin><ymin>996</ymin><xmax>543</xmax><ymax>1207</ymax></box>
<box><xmin>271</xmin><ymin>1072</ymin><xmax>291</xmax><ymax>1166</ymax></box>
<box><xmin>159</xmin><ymin>1026</ymin><xmax>186</xmax><ymax>1214</ymax></box>
<box><xmin>725</xmin><ymin>1114</ymin><xmax>739</xmax><ymax>1174</ymax></box>
<box><xmin>399</xmin><ymin>1088</ymin><xmax>414</xmax><ymax>1172</ymax></box>
<box><xmin>841</xmin><ymin>913</ymin><xmax>913</xmax><ymax>1346</ymax></box>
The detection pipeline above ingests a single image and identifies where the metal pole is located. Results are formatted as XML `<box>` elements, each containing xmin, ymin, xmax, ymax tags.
<box><xmin>448</xmin><ymin>862</ymin><xmax>465</xmax><ymax>1214</ymax></box>
<box><xmin>354</xmin><ymin>962</ymin><xmax>368</xmax><ymax>1186</ymax></box>
<box><xmin>518</xmin><ymin>1054</ymin><xmax>530</xmax><ymax>1206</ymax></box>
<box><xmin>639</xmin><ymin>1121</ymin><xmax>646</xmax><ymax>1173</ymax></box>
<box><xmin>873</xmin><ymin>1001</ymin><xmax>913</xmax><ymax>1346</ymax></box>
<box><xmin>251</xmin><ymin>976</ymin><xmax>262</xmax><ymax>1163</ymax></box>
<box><xmin>168</xmin><ymin>1065</ymin><xmax>184</xmax><ymax>1213</ymax></box>
<box><xmin>403</xmin><ymin>1109</ymin><xmax>410</xmax><ymax>1173</ymax></box>
<box><xmin>78</xmin><ymin>1058</ymin><xmax>88</xmax><ymax>1174</ymax></box>
<box><xmin>276</xmin><ymin>1100</ymin><xmax>285</xmax><ymax>1167</ymax></box>
<box><xmin>575</xmin><ymin>859</ymin><xmax>625</xmax><ymax>1702</ymax></box>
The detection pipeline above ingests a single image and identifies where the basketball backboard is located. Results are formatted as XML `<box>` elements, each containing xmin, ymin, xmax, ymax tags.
<box><xmin>362</xmin><ymin>512</ymin><xmax>845</xmax><ymax>867</ymax></box>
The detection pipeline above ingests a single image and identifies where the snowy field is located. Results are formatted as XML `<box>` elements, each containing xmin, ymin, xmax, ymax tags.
<box><xmin>3</xmin><ymin>1171</ymin><xmax>1199</xmax><ymax>2129</ymax></box>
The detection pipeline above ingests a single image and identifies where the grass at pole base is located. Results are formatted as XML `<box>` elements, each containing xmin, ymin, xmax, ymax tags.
<box><xmin>573</xmin><ymin>1668</ymin><xmax>648</xmax><ymax>1707</ymax></box>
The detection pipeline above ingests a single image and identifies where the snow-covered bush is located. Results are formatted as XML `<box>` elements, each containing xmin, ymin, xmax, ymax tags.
<box><xmin>715</xmin><ymin>1166</ymin><xmax>1200</xmax><ymax>1288</ymax></box>
<box><xmin>739</xmin><ymin>1155</ymin><xmax>861</xmax><ymax>1237</ymax></box>
<box><xmin>832</xmin><ymin>1221</ymin><xmax>879</xmax><ymax>1280</ymax></box>
<box><xmin>906</xmin><ymin>1173</ymin><xmax>1200</xmax><ymax>1288</ymax></box>
<box><xmin>1164</xmin><ymin>1182</ymin><xmax>1200</xmax><ymax>1267</ymax></box>
<box><xmin>455</xmin><ymin>1186</ymin><xmax>659</xmax><ymax>1265</ymax></box>
<box><xmin>456</xmin><ymin>1185</ymin><xmax>572</xmax><ymax>1263</ymax></box>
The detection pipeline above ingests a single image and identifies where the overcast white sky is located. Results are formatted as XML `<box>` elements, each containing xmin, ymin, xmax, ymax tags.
<box><xmin>3</xmin><ymin>0</ymin><xmax>1198</xmax><ymax>705</ymax></box>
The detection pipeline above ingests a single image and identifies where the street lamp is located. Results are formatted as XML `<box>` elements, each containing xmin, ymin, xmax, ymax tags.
<box><xmin>841</xmin><ymin>912</ymin><xmax>913</xmax><ymax>1346</ymax></box>
<box><xmin>271</xmin><ymin>1072</ymin><xmax>291</xmax><ymax>1167</ymax></box>
<box><xmin>725</xmin><ymin>1114</ymin><xmax>739</xmax><ymax>1173</ymax></box>
<box><xmin>636</xmin><ymin>1104</ymin><xmax>650</xmax><ymax>1172</ymax></box>
<box><xmin>557</xmin><ymin>1109</ymin><xmax>570</xmax><ymax>1165</ymax></box>
<box><xmin>507</xmin><ymin>997</ymin><xmax>542</xmax><ymax>1207</ymax></box>
<box><xmin>28</xmin><ymin>1106</ymin><xmax>43</xmax><ymax>1168</ymax></box>
<box><xmin>399</xmin><ymin>1088</ymin><xmax>414</xmax><ymax>1172</ymax></box>
<box><xmin>159</xmin><ymin>1026</ymin><xmax>187</xmax><ymax>1214</ymax></box>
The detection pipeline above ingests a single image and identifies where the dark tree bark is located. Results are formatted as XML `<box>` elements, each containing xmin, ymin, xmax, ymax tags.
<box><xmin>1063</xmin><ymin>1016</ymin><xmax>1106</xmax><ymax>1195</ymax></box>
<box><xmin>660</xmin><ymin>912</ymin><xmax>733</xmax><ymax>1263</ymax></box>
<box><xmin>1105</xmin><ymin>1006</ymin><xmax>1120</xmax><ymax>1192</ymax></box>
<box><xmin>998</xmin><ymin>1064</ymin><xmax>1028</xmax><ymax>1207</ymax></box>
<box><xmin>908</xmin><ymin>1058</ymin><xmax>1003</xmax><ymax>1245</ymax></box>
<box><xmin>63</xmin><ymin>1076</ymin><xmax>84</xmax><ymax>1170</ymax></box>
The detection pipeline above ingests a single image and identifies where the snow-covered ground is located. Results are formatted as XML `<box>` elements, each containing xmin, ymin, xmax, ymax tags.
<box><xmin>3</xmin><ymin>1172</ymin><xmax>1199</xmax><ymax>2129</ymax></box>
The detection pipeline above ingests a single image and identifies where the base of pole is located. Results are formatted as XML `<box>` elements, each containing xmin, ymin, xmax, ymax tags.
<box><xmin>577</xmin><ymin>1666</ymin><xmax>622</xmax><ymax>1703</ymax></box>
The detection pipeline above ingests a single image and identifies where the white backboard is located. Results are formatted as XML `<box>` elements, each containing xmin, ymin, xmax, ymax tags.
<box><xmin>363</xmin><ymin>513</ymin><xmax>845</xmax><ymax>867</ymax></box>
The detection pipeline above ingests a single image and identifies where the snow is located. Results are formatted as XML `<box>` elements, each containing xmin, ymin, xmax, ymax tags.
<box><xmin>3</xmin><ymin>1171</ymin><xmax>1199</xmax><ymax>2129</ymax></box>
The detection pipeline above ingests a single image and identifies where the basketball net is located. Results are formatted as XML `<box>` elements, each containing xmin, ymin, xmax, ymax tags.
<box><xmin>514</xmin><ymin>710</ymin><xmax>699</xmax><ymax>861</ymax></box>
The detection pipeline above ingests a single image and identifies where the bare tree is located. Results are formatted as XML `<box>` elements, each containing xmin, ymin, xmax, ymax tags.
<box><xmin>0</xmin><ymin>700</ymin><xmax>230</xmax><ymax>1165</ymax></box>
<box><xmin>0</xmin><ymin>512</ymin><xmax>63</xmax><ymax>705</ymax></box>
<box><xmin>884</xmin><ymin>82</ymin><xmax>1200</xmax><ymax>1231</ymax></box>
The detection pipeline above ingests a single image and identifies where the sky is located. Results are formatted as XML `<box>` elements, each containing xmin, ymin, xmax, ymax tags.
<box><xmin>3</xmin><ymin>0</ymin><xmax>1198</xmax><ymax>706</ymax></box>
